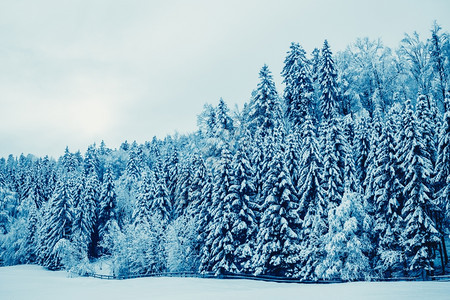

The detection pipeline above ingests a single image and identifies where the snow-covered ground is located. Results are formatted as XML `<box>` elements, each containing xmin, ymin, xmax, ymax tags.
<box><xmin>1</xmin><ymin>265</ymin><xmax>449</xmax><ymax>300</ymax></box>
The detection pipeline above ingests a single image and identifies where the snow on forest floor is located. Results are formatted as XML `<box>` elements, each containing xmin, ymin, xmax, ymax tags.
<box><xmin>1</xmin><ymin>265</ymin><xmax>449</xmax><ymax>300</ymax></box>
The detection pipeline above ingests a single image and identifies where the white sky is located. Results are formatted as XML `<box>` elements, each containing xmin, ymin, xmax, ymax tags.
<box><xmin>1</xmin><ymin>0</ymin><xmax>449</xmax><ymax>158</ymax></box>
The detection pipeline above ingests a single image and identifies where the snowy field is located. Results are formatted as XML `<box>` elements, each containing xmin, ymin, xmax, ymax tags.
<box><xmin>1</xmin><ymin>265</ymin><xmax>449</xmax><ymax>300</ymax></box>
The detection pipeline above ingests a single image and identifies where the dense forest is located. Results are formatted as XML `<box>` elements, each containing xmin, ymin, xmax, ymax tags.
<box><xmin>1</xmin><ymin>22</ymin><xmax>449</xmax><ymax>281</ymax></box>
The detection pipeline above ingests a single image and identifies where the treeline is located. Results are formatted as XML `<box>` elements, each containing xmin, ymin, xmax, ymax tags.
<box><xmin>1</xmin><ymin>22</ymin><xmax>449</xmax><ymax>281</ymax></box>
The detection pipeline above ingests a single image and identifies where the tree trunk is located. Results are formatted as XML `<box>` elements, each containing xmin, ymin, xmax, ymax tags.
<box><xmin>438</xmin><ymin>241</ymin><xmax>445</xmax><ymax>274</ymax></box>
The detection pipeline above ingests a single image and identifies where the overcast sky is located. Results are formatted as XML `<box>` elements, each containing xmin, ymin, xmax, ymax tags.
<box><xmin>1</xmin><ymin>0</ymin><xmax>449</xmax><ymax>158</ymax></box>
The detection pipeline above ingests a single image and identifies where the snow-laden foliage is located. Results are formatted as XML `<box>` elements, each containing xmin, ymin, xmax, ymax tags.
<box><xmin>1</xmin><ymin>25</ymin><xmax>449</xmax><ymax>280</ymax></box>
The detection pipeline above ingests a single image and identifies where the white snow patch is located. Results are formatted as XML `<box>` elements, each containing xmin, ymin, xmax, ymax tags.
<box><xmin>0</xmin><ymin>265</ymin><xmax>449</xmax><ymax>300</ymax></box>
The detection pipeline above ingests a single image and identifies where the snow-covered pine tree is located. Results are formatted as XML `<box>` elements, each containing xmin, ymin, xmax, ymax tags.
<box><xmin>316</xmin><ymin>190</ymin><xmax>371</xmax><ymax>281</ymax></box>
<box><xmin>215</xmin><ymin>97</ymin><xmax>234</xmax><ymax>137</ymax></box>
<box><xmin>320</xmin><ymin>115</ymin><xmax>347</xmax><ymax>212</ymax></box>
<box><xmin>200</xmin><ymin>143</ymin><xmax>235</xmax><ymax>274</ymax></box>
<box><xmin>98</xmin><ymin>167</ymin><xmax>118</xmax><ymax>255</ymax></box>
<box><xmin>284</xmin><ymin>131</ymin><xmax>302</xmax><ymax>197</ymax></box>
<box><xmin>132</xmin><ymin>172</ymin><xmax>154</xmax><ymax>227</ymax></box>
<box><xmin>229</xmin><ymin>142</ymin><xmax>257</xmax><ymax>273</ymax></box>
<box><xmin>150</xmin><ymin>169</ymin><xmax>172</xmax><ymax>224</ymax></box>
<box><xmin>248</xmin><ymin>65</ymin><xmax>282</xmax><ymax>136</ymax></box>
<box><xmin>281</xmin><ymin>42</ymin><xmax>314</xmax><ymax>127</ymax></box>
<box><xmin>434</xmin><ymin>94</ymin><xmax>450</xmax><ymax>269</ymax></box>
<box><xmin>297</xmin><ymin>114</ymin><xmax>326</xmax><ymax>279</ymax></box>
<box><xmin>38</xmin><ymin>177</ymin><xmax>74</xmax><ymax>269</ymax></box>
<box><xmin>174</xmin><ymin>161</ymin><xmax>191</xmax><ymax>218</ymax></box>
<box><xmin>354</xmin><ymin>114</ymin><xmax>371</xmax><ymax>193</ymax></box>
<box><xmin>401</xmin><ymin>99</ymin><xmax>440</xmax><ymax>278</ymax></box>
<box><xmin>253</xmin><ymin>137</ymin><xmax>301</xmax><ymax>277</ymax></box>
<box><xmin>73</xmin><ymin>173</ymin><xmax>98</xmax><ymax>258</ymax></box>
<box><xmin>373</xmin><ymin>113</ymin><xmax>406</xmax><ymax>277</ymax></box>
<box><xmin>319</xmin><ymin>40</ymin><xmax>340</xmax><ymax>120</ymax></box>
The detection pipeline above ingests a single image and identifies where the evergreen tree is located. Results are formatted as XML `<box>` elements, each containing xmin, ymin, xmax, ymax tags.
<box><xmin>200</xmin><ymin>144</ymin><xmax>235</xmax><ymax>274</ymax></box>
<box><xmin>215</xmin><ymin>98</ymin><xmax>234</xmax><ymax>136</ymax></box>
<box><xmin>39</xmin><ymin>177</ymin><xmax>74</xmax><ymax>269</ymax></box>
<box><xmin>354</xmin><ymin>114</ymin><xmax>371</xmax><ymax>193</ymax></box>
<box><xmin>132</xmin><ymin>172</ymin><xmax>154</xmax><ymax>227</ymax></box>
<box><xmin>373</xmin><ymin>114</ymin><xmax>406</xmax><ymax>277</ymax></box>
<box><xmin>319</xmin><ymin>40</ymin><xmax>340</xmax><ymax>120</ymax></box>
<box><xmin>320</xmin><ymin>116</ymin><xmax>347</xmax><ymax>211</ymax></box>
<box><xmin>297</xmin><ymin>115</ymin><xmax>326</xmax><ymax>279</ymax></box>
<box><xmin>435</xmin><ymin>94</ymin><xmax>450</xmax><ymax>269</ymax></box>
<box><xmin>401</xmin><ymin>100</ymin><xmax>440</xmax><ymax>278</ymax></box>
<box><xmin>229</xmin><ymin>143</ymin><xmax>257</xmax><ymax>273</ymax></box>
<box><xmin>150</xmin><ymin>170</ymin><xmax>172</xmax><ymax>224</ymax></box>
<box><xmin>74</xmin><ymin>174</ymin><xmax>98</xmax><ymax>258</ymax></box>
<box><xmin>281</xmin><ymin>42</ymin><xmax>314</xmax><ymax>126</ymax></box>
<box><xmin>253</xmin><ymin>143</ymin><xmax>301</xmax><ymax>277</ymax></box>
<box><xmin>248</xmin><ymin>65</ymin><xmax>282</xmax><ymax>135</ymax></box>
<box><xmin>98</xmin><ymin>167</ymin><xmax>117</xmax><ymax>254</ymax></box>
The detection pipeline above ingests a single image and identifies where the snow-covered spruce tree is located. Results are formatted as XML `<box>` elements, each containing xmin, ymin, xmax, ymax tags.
<box><xmin>98</xmin><ymin>167</ymin><xmax>118</xmax><ymax>255</ymax></box>
<box><xmin>371</xmin><ymin>112</ymin><xmax>406</xmax><ymax>277</ymax></box>
<box><xmin>284</xmin><ymin>131</ymin><xmax>302</xmax><ymax>198</ymax></box>
<box><xmin>281</xmin><ymin>42</ymin><xmax>314</xmax><ymax>127</ymax></box>
<box><xmin>200</xmin><ymin>143</ymin><xmax>236</xmax><ymax>274</ymax></box>
<box><xmin>316</xmin><ymin>190</ymin><xmax>371</xmax><ymax>281</ymax></box>
<box><xmin>362</xmin><ymin>108</ymin><xmax>384</xmax><ymax>255</ymax></box>
<box><xmin>215</xmin><ymin>97</ymin><xmax>234</xmax><ymax>137</ymax></box>
<box><xmin>248</xmin><ymin>65</ymin><xmax>282</xmax><ymax>136</ymax></box>
<box><xmin>150</xmin><ymin>169</ymin><xmax>172</xmax><ymax>224</ymax></box>
<box><xmin>253</xmin><ymin>138</ymin><xmax>301</xmax><ymax>277</ymax></box>
<box><xmin>320</xmin><ymin>115</ymin><xmax>347</xmax><ymax>212</ymax></box>
<box><xmin>416</xmin><ymin>95</ymin><xmax>438</xmax><ymax>168</ymax></box>
<box><xmin>401</xmin><ymin>99</ymin><xmax>440</xmax><ymax>278</ymax></box>
<box><xmin>435</xmin><ymin>94</ymin><xmax>450</xmax><ymax>268</ymax></box>
<box><xmin>73</xmin><ymin>174</ymin><xmax>99</xmax><ymax>258</ymax></box>
<box><xmin>229</xmin><ymin>143</ymin><xmax>257</xmax><ymax>273</ymax></box>
<box><xmin>319</xmin><ymin>40</ymin><xmax>340</xmax><ymax>120</ymax></box>
<box><xmin>84</xmin><ymin>144</ymin><xmax>102</xmax><ymax>181</ymax></box>
<box><xmin>133</xmin><ymin>172</ymin><xmax>154</xmax><ymax>227</ymax></box>
<box><xmin>38</xmin><ymin>177</ymin><xmax>74</xmax><ymax>269</ymax></box>
<box><xmin>354</xmin><ymin>113</ymin><xmax>371</xmax><ymax>193</ymax></box>
<box><xmin>174</xmin><ymin>161</ymin><xmax>191</xmax><ymax>218</ymax></box>
<box><xmin>296</xmin><ymin>114</ymin><xmax>326</xmax><ymax>279</ymax></box>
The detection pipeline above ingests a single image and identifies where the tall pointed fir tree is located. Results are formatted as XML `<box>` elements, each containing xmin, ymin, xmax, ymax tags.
<box><xmin>150</xmin><ymin>168</ymin><xmax>172</xmax><ymax>225</ymax></box>
<box><xmin>400</xmin><ymin>99</ymin><xmax>440</xmax><ymax>278</ymax></box>
<box><xmin>253</xmin><ymin>133</ymin><xmax>302</xmax><ymax>277</ymax></box>
<box><xmin>354</xmin><ymin>114</ymin><xmax>371</xmax><ymax>193</ymax></box>
<box><xmin>281</xmin><ymin>42</ymin><xmax>314</xmax><ymax>127</ymax></box>
<box><xmin>73</xmin><ymin>173</ymin><xmax>99</xmax><ymax>258</ymax></box>
<box><xmin>174</xmin><ymin>162</ymin><xmax>191</xmax><ymax>218</ymax></box>
<box><xmin>200</xmin><ymin>143</ymin><xmax>235</xmax><ymax>274</ymax></box>
<box><xmin>247</xmin><ymin>65</ymin><xmax>282</xmax><ymax>136</ymax></box>
<box><xmin>215</xmin><ymin>97</ymin><xmax>234</xmax><ymax>137</ymax></box>
<box><xmin>38</xmin><ymin>177</ymin><xmax>74</xmax><ymax>269</ymax></box>
<box><xmin>229</xmin><ymin>142</ymin><xmax>257</xmax><ymax>273</ymax></box>
<box><xmin>434</xmin><ymin>94</ymin><xmax>450</xmax><ymax>270</ymax></box>
<box><xmin>297</xmin><ymin>114</ymin><xmax>326</xmax><ymax>279</ymax></box>
<box><xmin>373</xmin><ymin>113</ymin><xmax>406</xmax><ymax>277</ymax></box>
<box><xmin>284</xmin><ymin>131</ymin><xmax>302</xmax><ymax>197</ymax></box>
<box><xmin>320</xmin><ymin>115</ymin><xmax>347</xmax><ymax>212</ymax></box>
<box><xmin>319</xmin><ymin>40</ymin><xmax>340</xmax><ymax>120</ymax></box>
<box><xmin>98</xmin><ymin>167</ymin><xmax>118</xmax><ymax>255</ymax></box>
